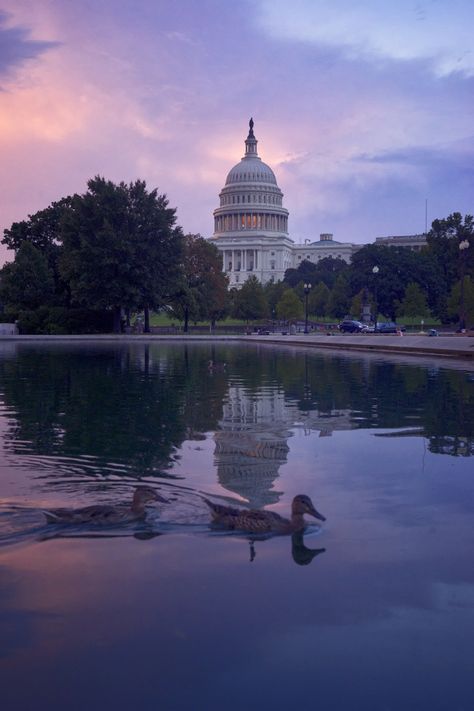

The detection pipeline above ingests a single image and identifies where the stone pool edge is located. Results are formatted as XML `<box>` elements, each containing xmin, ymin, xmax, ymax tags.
<box><xmin>1</xmin><ymin>333</ymin><xmax>474</xmax><ymax>361</ymax></box>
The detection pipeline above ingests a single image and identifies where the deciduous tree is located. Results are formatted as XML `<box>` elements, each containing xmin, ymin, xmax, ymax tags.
<box><xmin>0</xmin><ymin>242</ymin><xmax>54</xmax><ymax>311</ymax></box>
<box><xmin>396</xmin><ymin>282</ymin><xmax>430</xmax><ymax>318</ymax></box>
<box><xmin>232</xmin><ymin>275</ymin><xmax>268</xmax><ymax>323</ymax></box>
<box><xmin>170</xmin><ymin>234</ymin><xmax>228</xmax><ymax>331</ymax></box>
<box><xmin>60</xmin><ymin>177</ymin><xmax>182</xmax><ymax>332</ymax></box>
<box><xmin>276</xmin><ymin>288</ymin><xmax>303</xmax><ymax>323</ymax></box>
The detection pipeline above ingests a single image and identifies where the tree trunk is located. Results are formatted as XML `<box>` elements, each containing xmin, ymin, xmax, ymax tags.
<box><xmin>144</xmin><ymin>304</ymin><xmax>150</xmax><ymax>333</ymax></box>
<box><xmin>113</xmin><ymin>307</ymin><xmax>121</xmax><ymax>334</ymax></box>
<box><xmin>184</xmin><ymin>306</ymin><xmax>189</xmax><ymax>333</ymax></box>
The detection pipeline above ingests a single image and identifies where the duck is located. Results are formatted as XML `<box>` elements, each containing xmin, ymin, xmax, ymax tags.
<box><xmin>42</xmin><ymin>486</ymin><xmax>167</xmax><ymax>526</ymax></box>
<box><xmin>203</xmin><ymin>494</ymin><xmax>325</xmax><ymax>535</ymax></box>
<box><xmin>207</xmin><ymin>360</ymin><xmax>227</xmax><ymax>372</ymax></box>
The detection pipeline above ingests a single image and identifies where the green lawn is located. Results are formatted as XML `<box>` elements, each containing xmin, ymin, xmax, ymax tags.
<box><xmin>148</xmin><ymin>311</ymin><xmax>441</xmax><ymax>328</ymax></box>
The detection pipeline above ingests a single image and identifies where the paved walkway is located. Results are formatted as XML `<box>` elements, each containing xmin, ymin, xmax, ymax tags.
<box><xmin>248</xmin><ymin>332</ymin><xmax>474</xmax><ymax>361</ymax></box>
<box><xmin>2</xmin><ymin>331</ymin><xmax>474</xmax><ymax>361</ymax></box>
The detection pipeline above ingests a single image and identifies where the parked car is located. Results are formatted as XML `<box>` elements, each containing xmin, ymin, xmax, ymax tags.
<box><xmin>374</xmin><ymin>322</ymin><xmax>406</xmax><ymax>334</ymax></box>
<box><xmin>338</xmin><ymin>320</ymin><xmax>365</xmax><ymax>333</ymax></box>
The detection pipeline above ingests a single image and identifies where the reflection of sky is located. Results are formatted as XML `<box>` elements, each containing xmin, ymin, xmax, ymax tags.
<box><xmin>1</xmin><ymin>1</ymin><xmax>473</xmax><ymax>264</ymax></box>
<box><xmin>1</xmin><ymin>344</ymin><xmax>474</xmax><ymax>708</ymax></box>
<box><xmin>2</xmin><ymin>428</ymin><xmax>474</xmax><ymax>709</ymax></box>
<box><xmin>2</xmin><ymin>466</ymin><xmax>474</xmax><ymax>711</ymax></box>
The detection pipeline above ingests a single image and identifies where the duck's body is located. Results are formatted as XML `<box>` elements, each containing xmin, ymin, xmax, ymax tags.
<box><xmin>42</xmin><ymin>486</ymin><xmax>167</xmax><ymax>525</ymax></box>
<box><xmin>208</xmin><ymin>360</ymin><xmax>226</xmax><ymax>372</ymax></box>
<box><xmin>203</xmin><ymin>494</ymin><xmax>325</xmax><ymax>535</ymax></box>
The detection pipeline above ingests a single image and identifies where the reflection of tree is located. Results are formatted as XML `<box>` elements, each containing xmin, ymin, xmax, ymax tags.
<box><xmin>0</xmin><ymin>344</ymin><xmax>227</xmax><ymax>478</ymax></box>
<box><xmin>0</xmin><ymin>341</ymin><xmax>472</xmax><ymax>522</ymax></box>
<box><xmin>428</xmin><ymin>435</ymin><xmax>474</xmax><ymax>457</ymax></box>
<box><xmin>220</xmin><ymin>347</ymin><xmax>474</xmax><ymax>457</ymax></box>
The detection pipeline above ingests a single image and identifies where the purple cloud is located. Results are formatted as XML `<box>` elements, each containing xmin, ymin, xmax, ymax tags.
<box><xmin>0</xmin><ymin>11</ymin><xmax>57</xmax><ymax>81</ymax></box>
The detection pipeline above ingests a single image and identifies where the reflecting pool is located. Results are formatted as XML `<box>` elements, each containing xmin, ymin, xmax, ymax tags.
<box><xmin>1</xmin><ymin>342</ymin><xmax>473</xmax><ymax>711</ymax></box>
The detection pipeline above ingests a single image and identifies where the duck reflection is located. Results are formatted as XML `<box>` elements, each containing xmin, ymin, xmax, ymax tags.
<box><xmin>247</xmin><ymin>533</ymin><xmax>326</xmax><ymax>566</ymax></box>
<box><xmin>291</xmin><ymin>531</ymin><xmax>326</xmax><ymax>566</ymax></box>
<box><xmin>38</xmin><ymin>528</ymin><xmax>164</xmax><ymax>542</ymax></box>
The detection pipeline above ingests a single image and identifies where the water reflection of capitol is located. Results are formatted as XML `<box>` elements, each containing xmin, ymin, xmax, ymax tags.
<box><xmin>213</xmin><ymin>384</ymin><xmax>353</xmax><ymax>507</ymax></box>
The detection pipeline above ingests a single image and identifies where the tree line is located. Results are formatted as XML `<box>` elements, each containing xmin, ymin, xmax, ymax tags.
<box><xmin>0</xmin><ymin>176</ymin><xmax>228</xmax><ymax>333</ymax></box>
<box><xmin>0</xmin><ymin>176</ymin><xmax>472</xmax><ymax>332</ymax></box>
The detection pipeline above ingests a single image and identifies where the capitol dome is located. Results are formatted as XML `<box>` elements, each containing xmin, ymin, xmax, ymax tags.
<box><xmin>213</xmin><ymin>118</ymin><xmax>288</xmax><ymax>238</ymax></box>
<box><xmin>225</xmin><ymin>152</ymin><xmax>277</xmax><ymax>186</ymax></box>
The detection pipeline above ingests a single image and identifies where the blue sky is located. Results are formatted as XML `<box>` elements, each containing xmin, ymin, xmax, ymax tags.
<box><xmin>0</xmin><ymin>0</ymin><xmax>473</xmax><ymax>263</ymax></box>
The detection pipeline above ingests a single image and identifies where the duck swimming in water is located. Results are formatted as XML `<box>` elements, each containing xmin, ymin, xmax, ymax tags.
<box><xmin>203</xmin><ymin>494</ymin><xmax>325</xmax><ymax>535</ymax></box>
<box><xmin>208</xmin><ymin>360</ymin><xmax>226</xmax><ymax>372</ymax></box>
<box><xmin>42</xmin><ymin>486</ymin><xmax>167</xmax><ymax>526</ymax></box>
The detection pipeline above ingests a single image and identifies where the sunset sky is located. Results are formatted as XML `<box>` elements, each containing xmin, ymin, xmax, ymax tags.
<box><xmin>0</xmin><ymin>0</ymin><xmax>473</xmax><ymax>264</ymax></box>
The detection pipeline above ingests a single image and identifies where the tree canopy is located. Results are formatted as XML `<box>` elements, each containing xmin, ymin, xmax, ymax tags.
<box><xmin>59</xmin><ymin>177</ymin><xmax>182</xmax><ymax>331</ymax></box>
<box><xmin>170</xmin><ymin>234</ymin><xmax>228</xmax><ymax>330</ymax></box>
<box><xmin>0</xmin><ymin>242</ymin><xmax>54</xmax><ymax>311</ymax></box>
<box><xmin>231</xmin><ymin>275</ymin><xmax>268</xmax><ymax>322</ymax></box>
<box><xmin>276</xmin><ymin>288</ymin><xmax>303</xmax><ymax>322</ymax></box>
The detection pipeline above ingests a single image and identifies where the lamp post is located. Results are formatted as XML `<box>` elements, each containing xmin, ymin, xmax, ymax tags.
<box><xmin>304</xmin><ymin>282</ymin><xmax>312</xmax><ymax>333</ymax></box>
<box><xmin>372</xmin><ymin>266</ymin><xmax>379</xmax><ymax>332</ymax></box>
<box><xmin>459</xmin><ymin>240</ymin><xmax>469</xmax><ymax>332</ymax></box>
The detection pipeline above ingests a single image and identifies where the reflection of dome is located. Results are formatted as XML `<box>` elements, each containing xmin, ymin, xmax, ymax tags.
<box><xmin>214</xmin><ymin>429</ymin><xmax>288</xmax><ymax>508</ymax></box>
<box><xmin>213</xmin><ymin>118</ymin><xmax>289</xmax><ymax>237</ymax></box>
<box><xmin>212</xmin><ymin>385</ymin><xmax>292</xmax><ymax>507</ymax></box>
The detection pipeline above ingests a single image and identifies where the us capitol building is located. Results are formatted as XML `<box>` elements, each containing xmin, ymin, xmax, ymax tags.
<box><xmin>210</xmin><ymin>118</ymin><xmax>358</xmax><ymax>288</ymax></box>
<box><xmin>210</xmin><ymin>118</ymin><xmax>426</xmax><ymax>288</ymax></box>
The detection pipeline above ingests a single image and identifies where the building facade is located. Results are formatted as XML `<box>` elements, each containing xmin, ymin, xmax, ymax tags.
<box><xmin>375</xmin><ymin>234</ymin><xmax>427</xmax><ymax>251</ymax></box>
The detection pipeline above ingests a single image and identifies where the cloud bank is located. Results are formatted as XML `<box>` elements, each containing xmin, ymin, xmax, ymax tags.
<box><xmin>0</xmin><ymin>0</ymin><xmax>472</xmax><ymax>264</ymax></box>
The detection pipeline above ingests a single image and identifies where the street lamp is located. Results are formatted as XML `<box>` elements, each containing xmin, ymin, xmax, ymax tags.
<box><xmin>459</xmin><ymin>240</ymin><xmax>470</xmax><ymax>332</ymax></box>
<box><xmin>304</xmin><ymin>282</ymin><xmax>312</xmax><ymax>333</ymax></box>
<box><xmin>372</xmin><ymin>266</ymin><xmax>379</xmax><ymax>332</ymax></box>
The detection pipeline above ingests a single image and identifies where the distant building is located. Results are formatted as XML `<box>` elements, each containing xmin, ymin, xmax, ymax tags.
<box><xmin>375</xmin><ymin>234</ymin><xmax>427</xmax><ymax>251</ymax></box>
<box><xmin>293</xmin><ymin>233</ymin><xmax>359</xmax><ymax>266</ymax></box>
<box><xmin>210</xmin><ymin>119</ymin><xmax>359</xmax><ymax>287</ymax></box>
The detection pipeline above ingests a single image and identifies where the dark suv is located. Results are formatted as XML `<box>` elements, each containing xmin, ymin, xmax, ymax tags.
<box><xmin>375</xmin><ymin>322</ymin><xmax>406</xmax><ymax>334</ymax></box>
<box><xmin>339</xmin><ymin>319</ymin><xmax>365</xmax><ymax>333</ymax></box>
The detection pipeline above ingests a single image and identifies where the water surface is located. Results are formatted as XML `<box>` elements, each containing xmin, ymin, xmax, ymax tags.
<box><xmin>1</xmin><ymin>342</ymin><xmax>473</xmax><ymax>711</ymax></box>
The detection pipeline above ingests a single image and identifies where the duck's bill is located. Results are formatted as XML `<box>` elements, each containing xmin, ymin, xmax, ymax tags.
<box><xmin>154</xmin><ymin>494</ymin><xmax>169</xmax><ymax>503</ymax></box>
<box><xmin>310</xmin><ymin>508</ymin><xmax>326</xmax><ymax>522</ymax></box>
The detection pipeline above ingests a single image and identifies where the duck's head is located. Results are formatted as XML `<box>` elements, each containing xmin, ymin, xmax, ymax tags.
<box><xmin>292</xmin><ymin>494</ymin><xmax>326</xmax><ymax>522</ymax></box>
<box><xmin>133</xmin><ymin>486</ymin><xmax>168</xmax><ymax>505</ymax></box>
